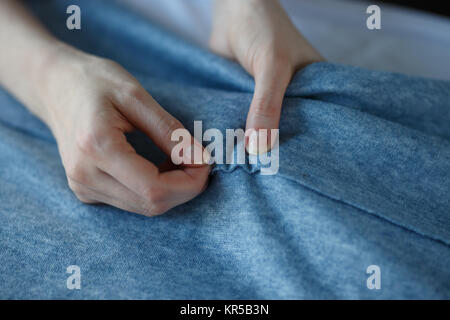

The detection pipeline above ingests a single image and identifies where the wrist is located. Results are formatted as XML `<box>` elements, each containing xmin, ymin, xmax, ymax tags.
<box><xmin>33</xmin><ymin>42</ymin><xmax>87</xmax><ymax>130</ymax></box>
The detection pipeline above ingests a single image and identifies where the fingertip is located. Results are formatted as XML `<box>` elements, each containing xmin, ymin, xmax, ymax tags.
<box><xmin>180</xmin><ymin>139</ymin><xmax>214</xmax><ymax>167</ymax></box>
<box><xmin>245</xmin><ymin>127</ymin><xmax>279</xmax><ymax>155</ymax></box>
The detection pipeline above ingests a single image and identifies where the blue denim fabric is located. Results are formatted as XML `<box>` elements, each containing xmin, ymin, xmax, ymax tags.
<box><xmin>0</xmin><ymin>0</ymin><xmax>449</xmax><ymax>299</ymax></box>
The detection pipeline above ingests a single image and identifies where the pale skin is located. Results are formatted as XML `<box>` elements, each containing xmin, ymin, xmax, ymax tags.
<box><xmin>0</xmin><ymin>0</ymin><xmax>323</xmax><ymax>216</ymax></box>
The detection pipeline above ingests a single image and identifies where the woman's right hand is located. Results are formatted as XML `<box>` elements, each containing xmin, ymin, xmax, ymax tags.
<box><xmin>38</xmin><ymin>45</ymin><xmax>211</xmax><ymax>216</ymax></box>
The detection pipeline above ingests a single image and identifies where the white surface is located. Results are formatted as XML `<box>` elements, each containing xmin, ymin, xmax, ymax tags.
<box><xmin>121</xmin><ymin>0</ymin><xmax>450</xmax><ymax>80</ymax></box>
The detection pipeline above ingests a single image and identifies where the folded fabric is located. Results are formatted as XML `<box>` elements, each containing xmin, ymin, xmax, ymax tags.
<box><xmin>0</xmin><ymin>0</ymin><xmax>448</xmax><ymax>299</ymax></box>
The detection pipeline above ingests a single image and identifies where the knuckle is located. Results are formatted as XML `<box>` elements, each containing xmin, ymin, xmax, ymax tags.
<box><xmin>140</xmin><ymin>187</ymin><xmax>168</xmax><ymax>216</ymax></box>
<box><xmin>143</xmin><ymin>186</ymin><xmax>166</xmax><ymax>204</ymax></box>
<box><xmin>67</xmin><ymin>179</ymin><xmax>91</xmax><ymax>203</ymax></box>
<box><xmin>123</xmin><ymin>84</ymin><xmax>146</xmax><ymax>104</ymax></box>
<box><xmin>66</xmin><ymin>162</ymin><xmax>89</xmax><ymax>185</ymax></box>
<box><xmin>76</xmin><ymin>130</ymin><xmax>99</xmax><ymax>156</ymax></box>
<box><xmin>251</xmin><ymin>97</ymin><xmax>280</xmax><ymax>118</ymax></box>
<box><xmin>75</xmin><ymin>128</ymin><xmax>111</xmax><ymax>156</ymax></box>
<box><xmin>67</xmin><ymin>178</ymin><xmax>82</xmax><ymax>193</ymax></box>
<box><xmin>158</xmin><ymin>116</ymin><xmax>183</xmax><ymax>142</ymax></box>
<box><xmin>118</xmin><ymin>84</ymin><xmax>152</xmax><ymax>113</ymax></box>
<box><xmin>141</xmin><ymin>201</ymin><xmax>166</xmax><ymax>217</ymax></box>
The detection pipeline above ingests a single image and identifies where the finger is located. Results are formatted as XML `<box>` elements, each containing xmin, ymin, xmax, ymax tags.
<box><xmin>157</xmin><ymin>161</ymin><xmax>212</xmax><ymax>207</ymax></box>
<box><xmin>112</xmin><ymin>85</ymin><xmax>210</xmax><ymax>166</ymax></box>
<box><xmin>245</xmin><ymin>62</ymin><xmax>292</xmax><ymax>154</ymax></box>
<box><xmin>73</xmin><ymin>169</ymin><xmax>169</xmax><ymax>216</ymax></box>
<box><xmin>94</xmin><ymin>130</ymin><xmax>211</xmax><ymax>214</ymax></box>
<box><xmin>69</xmin><ymin>177</ymin><xmax>146</xmax><ymax>214</ymax></box>
<box><xmin>66</xmin><ymin>162</ymin><xmax>146</xmax><ymax>213</ymax></box>
<box><xmin>91</xmin><ymin>159</ymin><xmax>210</xmax><ymax>216</ymax></box>
<box><xmin>157</xmin><ymin>165</ymin><xmax>211</xmax><ymax>206</ymax></box>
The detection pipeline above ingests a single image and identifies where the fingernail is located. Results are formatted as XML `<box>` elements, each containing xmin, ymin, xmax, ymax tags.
<box><xmin>246</xmin><ymin>130</ymin><xmax>259</xmax><ymax>155</ymax></box>
<box><xmin>203</xmin><ymin>148</ymin><xmax>214</xmax><ymax>165</ymax></box>
<box><xmin>247</xmin><ymin>130</ymin><xmax>274</xmax><ymax>155</ymax></box>
<box><xmin>184</xmin><ymin>141</ymin><xmax>213</xmax><ymax>165</ymax></box>
<box><xmin>183</xmin><ymin>144</ymin><xmax>194</xmax><ymax>164</ymax></box>
<box><xmin>193</xmin><ymin>140</ymin><xmax>214</xmax><ymax>165</ymax></box>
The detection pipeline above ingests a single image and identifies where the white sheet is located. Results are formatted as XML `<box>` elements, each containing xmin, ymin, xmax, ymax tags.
<box><xmin>121</xmin><ymin>0</ymin><xmax>450</xmax><ymax>80</ymax></box>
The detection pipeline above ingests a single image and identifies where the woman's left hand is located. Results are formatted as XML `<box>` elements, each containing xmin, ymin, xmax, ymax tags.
<box><xmin>210</xmin><ymin>0</ymin><xmax>324</xmax><ymax>154</ymax></box>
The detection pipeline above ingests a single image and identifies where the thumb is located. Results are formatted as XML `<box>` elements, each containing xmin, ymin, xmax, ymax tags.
<box><xmin>245</xmin><ymin>63</ymin><xmax>292</xmax><ymax>155</ymax></box>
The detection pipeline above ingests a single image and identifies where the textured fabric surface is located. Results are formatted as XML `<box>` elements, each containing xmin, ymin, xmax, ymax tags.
<box><xmin>0</xmin><ymin>0</ymin><xmax>449</xmax><ymax>299</ymax></box>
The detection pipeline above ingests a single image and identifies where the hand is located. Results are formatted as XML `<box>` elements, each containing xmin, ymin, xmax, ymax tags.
<box><xmin>39</xmin><ymin>45</ymin><xmax>211</xmax><ymax>216</ymax></box>
<box><xmin>210</xmin><ymin>0</ymin><xmax>323</xmax><ymax>154</ymax></box>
